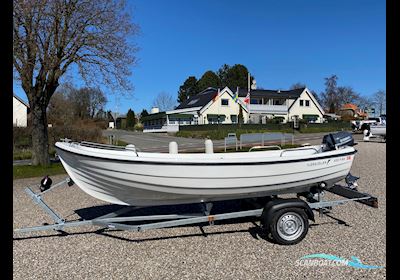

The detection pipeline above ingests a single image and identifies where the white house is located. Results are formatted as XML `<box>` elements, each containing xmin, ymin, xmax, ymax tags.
<box><xmin>142</xmin><ymin>86</ymin><xmax>325</xmax><ymax>132</ymax></box>
<box><xmin>13</xmin><ymin>94</ymin><xmax>29</xmax><ymax>127</ymax></box>
<box><xmin>142</xmin><ymin>87</ymin><xmax>250</xmax><ymax>132</ymax></box>
<box><xmin>236</xmin><ymin>87</ymin><xmax>325</xmax><ymax>123</ymax></box>
<box><xmin>174</xmin><ymin>87</ymin><xmax>250</xmax><ymax>125</ymax></box>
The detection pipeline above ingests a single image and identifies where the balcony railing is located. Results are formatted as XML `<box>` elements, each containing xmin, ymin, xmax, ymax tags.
<box><xmin>248</xmin><ymin>104</ymin><xmax>288</xmax><ymax>114</ymax></box>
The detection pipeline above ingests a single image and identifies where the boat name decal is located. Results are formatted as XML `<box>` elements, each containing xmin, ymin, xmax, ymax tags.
<box><xmin>307</xmin><ymin>160</ymin><xmax>329</xmax><ymax>166</ymax></box>
<box><xmin>307</xmin><ymin>156</ymin><xmax>351</xmax><ymax>166</ymax></box>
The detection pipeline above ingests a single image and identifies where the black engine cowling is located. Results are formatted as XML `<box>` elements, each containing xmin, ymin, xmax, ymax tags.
<box><xmin>322</xmin><ymin>131</ymin><xmax>354</xmax><ymax>151</ymax></box>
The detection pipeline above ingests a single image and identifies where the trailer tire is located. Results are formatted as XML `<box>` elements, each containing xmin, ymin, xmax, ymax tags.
<box><xmin>269</xmin><ymin>208</ymin><xmax>309</xmax><ymax>245</ymax></box>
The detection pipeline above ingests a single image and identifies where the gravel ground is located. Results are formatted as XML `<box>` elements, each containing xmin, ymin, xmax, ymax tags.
<box><xmin>13</xmin><ymin>141</ymin><xmax>386</xmax><ymax>279</ymax></box>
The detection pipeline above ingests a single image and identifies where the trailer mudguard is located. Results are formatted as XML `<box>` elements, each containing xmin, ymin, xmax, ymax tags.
<box><xmin>260</xmin><ymin>198</ymin><xmax>315</xmax><ymax>227</ymax></box>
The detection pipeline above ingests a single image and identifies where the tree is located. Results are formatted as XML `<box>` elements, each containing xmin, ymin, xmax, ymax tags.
<box><xmin>177</xmin><ymin>76</ymin><xmax>198</xmax><ymax>103</ymax></box>
<box><xmin>139</xmin><ymin>109</ymin><xmax>149</xmax><ymax>122</ymax></box>
<box><xmin>47</xmin><ymin>91</ymin><xmax>74</xmax><ymax>126</ymax></box>
<box><xmin>223</xmin><ymin>64</ymin><xmax>253</xmax><ymax>90</ymax></box>
<box><xmin>95</xmin><ymin>109</ymin><xmax>107</xmax><ymax>120</ymax></box>
<box><xmin>217</xmin><ymin>64</ymin><xmax>230</xmax><ymax>87</ymax></box>
<box><xmin>48</xmin><ymin>85</ymin><xmax>107</xmax><ymax>124</ymax></box>
<box><xmin>13</xmin><ymin>0</ymin><xmax>138</xmax><ymax>165</ymax></box>
<box><xmin>318</xmin><ymin>76</ymin><xmax>371</xmax><ymax>114</ymax></box>
<box><xmin>68</xmin><ymin>87</ymin><xmax>91</xmax><ymax>119</ymax></box>
<box><xmin>354</xmin><ymin>95</ymin><xmax>373</xmax><ymax>112</ymax></box>
<box><xmin>238</xmin><ymin>106</ymin><xmax>244</xmax><ymax>126</ymax></box>
<box><xmin>153</xmin><ymin>92</ymin><xmax>176</xmax><ymax>111</ymax></box>
<box><xmin>106</xmin><ymin>110</ymin><xmax>115</xmax><ymax>121</ymax></box>
<box><xmin>373</xmin><ymin>90</ymin><xmax>386</xmax><ymax>116</ymax></box>
<box><xmin>197</xmin><ymin>70</ymin><xmax>220</xmax><ymax>92</ymax></box>
<box><xmin>336</xmin><ymin>86</ymin><xmax>360</xmax><ymax>108</ymax></box>
<box><xmin>290</xmin><ymin>83</ymin><xmax>306</xmax><ymax>90</ymax></box>
<box><xmin>88</xmin><ymin>88</ymin><xmax>107</xmax><ymax>118</ymax></box>
<box><xmin>311</xmin><ymin>90</ymin><xmax>322</xmax><ymax>105</ymax></box>
<box><xmin>126</xmin><ymin>109</ymin><xmax>136</xmax><ymax>128</ymax></box>
<box><xmin>320</xmin><ymin>75</ymin><xmax>339</xmax><ymax>113</ymax></box>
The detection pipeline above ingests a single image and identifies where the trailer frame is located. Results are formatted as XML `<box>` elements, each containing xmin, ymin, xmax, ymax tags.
<box><xmin>14</xmin><ymin>176</ymin><xmax>378</xmax><ymax>244</ymax></box>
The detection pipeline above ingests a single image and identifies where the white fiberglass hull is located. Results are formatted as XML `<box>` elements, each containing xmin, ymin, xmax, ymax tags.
<box><xmin>55</xmin><ymin>142</ymin><xmax>356</xmax><ymax>206</ymax></box>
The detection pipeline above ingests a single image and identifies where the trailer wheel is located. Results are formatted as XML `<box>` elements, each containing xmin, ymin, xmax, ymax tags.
<box><xmin>269</xmin><ymin>208</ymin><xmax>309</xmax><ymax>245</ymax></box>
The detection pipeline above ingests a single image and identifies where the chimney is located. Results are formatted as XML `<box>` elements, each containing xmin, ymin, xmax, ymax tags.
<box><xmin>150</xmin><ymin>107</ymin><xmax>159</xmax><ymax>114</ymax></box>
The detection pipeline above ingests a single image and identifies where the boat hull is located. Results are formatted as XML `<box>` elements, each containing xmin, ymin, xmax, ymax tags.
<box><xmin>55</xmin><ymin>143</ymin><xmax>356</xmax><ymax>206</ymax></box>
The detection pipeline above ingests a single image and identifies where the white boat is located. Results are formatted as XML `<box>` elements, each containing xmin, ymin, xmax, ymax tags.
<box><xmin>55</xmin><ymin>133</ymin><xmax>356</xmax><ymax>207</ymax></box>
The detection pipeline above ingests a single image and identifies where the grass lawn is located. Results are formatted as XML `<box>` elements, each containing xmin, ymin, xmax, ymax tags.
<box><xmin>13</xmin><ymin>149</ymin><xmax>32</xmax><ymax>160</ymax></box>
<box><xmin>114</xmin><ymin>139</ymin><xmax>130</xmax><ymax>146</ymax></box>
<box><xmin>13</xmin><ymin>163</ymin><xmax>66</xmax><ymax>180</ymax></box>
<box><xmin>13</xmin><ymin>148</ymin><xmax>57</xmax><ymax>160</ymax></box>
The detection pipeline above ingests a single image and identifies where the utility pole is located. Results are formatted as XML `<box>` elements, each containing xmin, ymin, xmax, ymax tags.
<box><xmin>114</xmin><ymin>95</ymin><xmax>120</xmax><ymax>129</ymax></box>
<box><xmin>247</xmin><ymin>72</ymin><xmax>251</xmax><ymax>124</ymax></box>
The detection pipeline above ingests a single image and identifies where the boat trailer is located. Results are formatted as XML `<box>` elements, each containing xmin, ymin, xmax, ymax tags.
<box><xmin>14</xmin><ymin>176</ymin><xmax>378</xmax><ymax>245</ymax></box>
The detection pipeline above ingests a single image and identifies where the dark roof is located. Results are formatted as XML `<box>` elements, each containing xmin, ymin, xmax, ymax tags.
<box><xmin>175</xmin><ymin>86</ymin><xmax>306</xmax><ymax>110</ymax></box>
<box><xmin>175</xmin><ymin>87</ymin><xmax>218</xmax><ymax>110</ymax></box>
<box><xmin>141</xmin><ymin>112</ymin><xmax>166</xmax><ymax>121</ymax></box>
<box><xmin>13</xmin><ymin>93</ymin><xmax>29</xmax><ymax>108</ymax></box>
<box><xmin>141</xmin><ymin>112</ymin><xmax>194</xmax><ymax>122</ymax></box>
<box><xmin>233</xmin><ymin>87</ymin><xmax>305</xmax><ymax>99</ymax></box>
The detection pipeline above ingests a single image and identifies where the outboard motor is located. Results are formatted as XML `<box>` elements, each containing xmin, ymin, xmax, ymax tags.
<box><xmin>322</xmin><ymin>131</ymin><xmax>354</xmax><ymax>151</ymax></box>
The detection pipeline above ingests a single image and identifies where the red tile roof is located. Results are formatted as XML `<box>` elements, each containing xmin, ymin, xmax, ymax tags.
<box><xmin>341</xmin><ymin>103</ymin><xmax>358</xmax><ymax>111</ymax></box>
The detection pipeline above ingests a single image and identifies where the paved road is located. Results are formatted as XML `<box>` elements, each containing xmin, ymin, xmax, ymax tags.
<box><xmin>103</xmin><ymin>129</ymin><xmax>365</xmax><ymax>152</ymax></box>
<box><xmin>103</xmin><ymin>129</ymin><xmax>224</xmax><ymax>152</ymax></box>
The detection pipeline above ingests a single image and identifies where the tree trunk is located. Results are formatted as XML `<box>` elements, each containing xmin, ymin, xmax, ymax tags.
<box><xmin>30</xmin><ymin>101</ymin><xmax>50</xmax><ymax>166</ymax></box>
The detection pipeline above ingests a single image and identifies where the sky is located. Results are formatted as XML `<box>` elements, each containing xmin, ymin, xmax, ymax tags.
<box><xmin>13</xmin><ymin>0</ymin><xmax>386</xmax><ymax>115</ymax></box>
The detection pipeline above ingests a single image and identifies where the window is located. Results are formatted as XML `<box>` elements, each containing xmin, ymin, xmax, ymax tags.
<box><xmin>250</xmin><ymin>98</ymin><xmax>262</xmax><ymax>104</ymax></box>
<box><xmin>305</xmin><ymin>100</ymin><xmax>310</xmax><ymax>107</ymax></box>
<box><xmin>300</xmin><ymin>100</ymin><xmax>304</xmax><ymax>106</ymax></box>
<box><xmin>231</xmin><ymin>115</ymin><xmax>238</xmax><ymax>124</ymax></box>
<box><xmin>221</xmin><ymin>99</ymin><xmax>229</xmax><ymax>106</ymax></box>
<box><xmin>273</xmin><ymin>99</ymin><xmax>285</xmax><ymax>105</ymax></box>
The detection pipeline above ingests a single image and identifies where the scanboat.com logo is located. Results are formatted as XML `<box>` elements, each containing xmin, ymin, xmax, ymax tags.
<box><xmin>296</xmin><ymin>254</ymin><xmax>384</xmax><ymax>269</ymax></box>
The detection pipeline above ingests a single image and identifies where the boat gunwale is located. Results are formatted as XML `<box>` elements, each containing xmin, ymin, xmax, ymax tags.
<box><xmin>55</xmin><ymin>142</ymin><xmax>357</xmax><ymax>166</ymax></box>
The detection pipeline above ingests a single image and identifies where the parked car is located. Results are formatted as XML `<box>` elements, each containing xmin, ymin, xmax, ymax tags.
<box><xmin>351</xmin><ymin>116</ymin><xmax>386</xmax><ymax>131</ymax></box>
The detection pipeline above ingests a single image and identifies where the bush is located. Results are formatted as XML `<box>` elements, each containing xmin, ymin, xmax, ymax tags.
<box><xmin>179</xmin><ymin>123</ymin><xmax>292</xmax><ymax>132</ymax></box>
<box><xmin>48</xmin><ymin>124</ymin><xmax>103</xmax><ymax>146</ymax></box>
<box><xmin>175</xmin><ymin>121</ymin><xmax>352</xmax><ymax>140</ymax></box>
<box><xmin>13</xmin><ymin>149</ymin><xmax>32</xmax><ymax>160</ymax></box>
<box><xmin>13</xmin><ymin>127</ymin><xmax>32</xmax><ymax>149</ymax></box>
<box><xmin>134</xmin><ymin>123</ymin><xmax>144</xmax><ymax>131</ymax></box>
<box><xmin>270</xmin><ymin>116</ymin><xmax>285</xmax><ymax>124</ymax></box>
<box><xmin>14</xmin><ymin>122</ymin><xmax>103</xmax><ymax>149</ymax></box>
